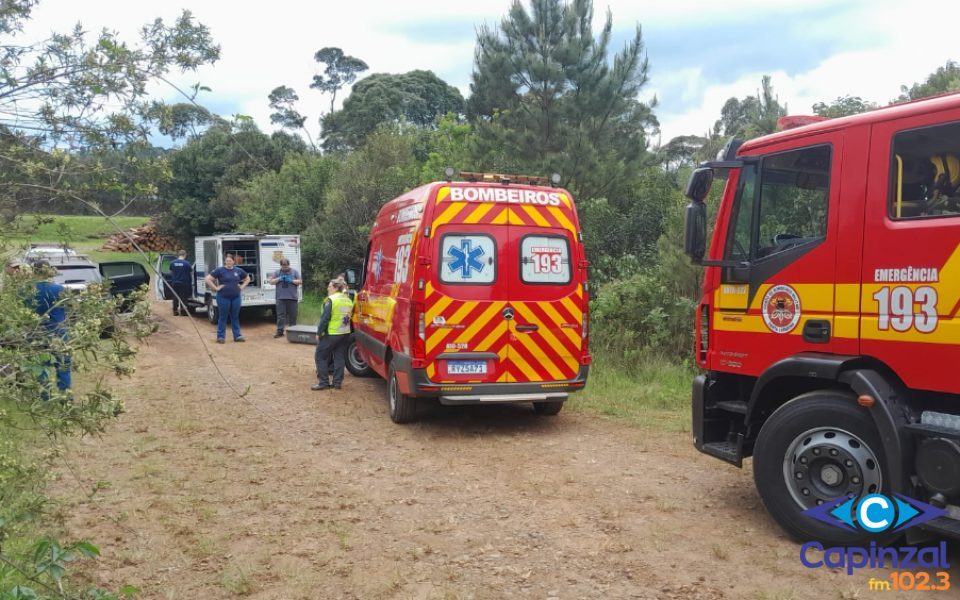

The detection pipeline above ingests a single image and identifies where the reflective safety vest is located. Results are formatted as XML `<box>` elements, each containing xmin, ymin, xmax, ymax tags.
<box><xmin>327</xmin><ymin>291</ymin><xmax>354</xmax><ymax>336</ymax></box>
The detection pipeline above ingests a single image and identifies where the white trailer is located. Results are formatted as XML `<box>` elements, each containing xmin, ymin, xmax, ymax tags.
<box><xmin>155</xmin><ymin>234</ymin><xmax>302</xmax><ymax>323</ymax></box>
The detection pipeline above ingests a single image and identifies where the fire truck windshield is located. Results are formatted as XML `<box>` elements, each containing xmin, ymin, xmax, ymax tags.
<box><xmin>723</xmin><ymin>145</ymin><xmax>831</xmax><ymax>262</ymax></box>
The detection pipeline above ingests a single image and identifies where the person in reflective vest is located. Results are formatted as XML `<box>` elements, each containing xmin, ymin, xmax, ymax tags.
<box><xmin>312</xmin><ymin>278</ymin><xmax>354</xmax><ymax>391</ymax></box>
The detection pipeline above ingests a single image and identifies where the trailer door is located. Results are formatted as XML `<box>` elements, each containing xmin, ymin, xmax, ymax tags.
<box><xmin>198</xmin><ymin>238</ymin><xmax>220</xmax><ymax>297</ymax></box>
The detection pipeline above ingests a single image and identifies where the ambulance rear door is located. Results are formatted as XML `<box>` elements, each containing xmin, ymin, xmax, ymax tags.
<box><xmin>506</xmin><ymin>218</ymin><xmax>583</xmax><ymax>384</ymax></box>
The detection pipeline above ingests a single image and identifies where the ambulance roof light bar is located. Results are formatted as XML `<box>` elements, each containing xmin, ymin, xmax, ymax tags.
<box><xmin>458</xmin><ymin>171</ymin><xmax>559</xmax><ymax>187</ymax></box>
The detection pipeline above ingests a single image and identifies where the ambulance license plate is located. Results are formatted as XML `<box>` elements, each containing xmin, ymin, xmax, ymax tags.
<box><xmin>447</xmin><ymin>360</ymin><xmax>487</xmax><ymax>375</ymax></box>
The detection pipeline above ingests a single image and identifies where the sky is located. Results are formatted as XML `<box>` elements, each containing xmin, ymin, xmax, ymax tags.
<box><xmin>17</xmin><ymin>0</ymin><xmax>960</xmax><ymax>146</ymax></box>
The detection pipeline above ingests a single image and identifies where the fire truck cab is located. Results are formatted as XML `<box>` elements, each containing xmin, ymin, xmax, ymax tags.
<box><xmin>684</xmin><ymin>93</ymin><xmax>960</xmax><ymax>543</ymax></box>
<box><xmin>348</xmin><ymin>172</ymin><xmax>591</xmax><ymax>423</ymax></box>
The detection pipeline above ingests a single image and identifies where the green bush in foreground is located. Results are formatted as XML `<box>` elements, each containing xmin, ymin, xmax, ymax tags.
<box><xmin>0</xmin><ymin>273</ymin><xmax>155</xmax><ymax>598</ymax></box>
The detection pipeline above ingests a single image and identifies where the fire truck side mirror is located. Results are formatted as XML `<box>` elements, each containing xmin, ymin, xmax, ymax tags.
<box><xmin>684</xmin><ymin>201</ymin><xmax>707</xmax><ymax>263</ymax></box>
<box><xmin>684</xmin><ymin>167</ymin><xmax>713</xmax><ymax>203</ymax></box>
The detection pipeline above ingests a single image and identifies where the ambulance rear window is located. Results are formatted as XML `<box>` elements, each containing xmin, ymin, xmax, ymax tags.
<box><xmin>520</xmin><ymin>235</ymin><xmax>571</xmax><ymax>284</ymax></box>
<box><xmin>439</xmin><ymin>233</ymin><xmax>496</xmax><ymax>285</ymax></box>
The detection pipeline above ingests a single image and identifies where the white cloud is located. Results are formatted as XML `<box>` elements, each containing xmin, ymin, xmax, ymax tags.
<box><xmin>16</xmin><ymin>0</ymin><xmax>960</xmax><ymax>147</ymax></box>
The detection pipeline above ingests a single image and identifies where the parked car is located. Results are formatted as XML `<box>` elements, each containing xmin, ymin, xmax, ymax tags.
<box><xmin>22</xmin><ymin>247</ymin><xmax>150</xmax><ymax>301</ymax></box>
<box><xmin>22</xmin><ymin>244</ymin><xmax>78</xmax><ymax>263</ymax></box>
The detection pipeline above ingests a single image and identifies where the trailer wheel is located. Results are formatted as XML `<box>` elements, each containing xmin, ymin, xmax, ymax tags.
<box><xmin>753</xmin><ymin>391</ymin><xmax>889</xmax><ymax>545</ymax></box>
<box><xmin>533</xmin><ymin>401</ymin><xmax>563</xmax><ymax>416</ymax></box>
<box><xmin>345</xmin><ymin>338</ymin><xmax>374</xmax><ymax>378</ymax></box>
<box><xmin>388</xmin><ymin>362</ymin><xmax>418</xmax><ymax>424</ymax></box>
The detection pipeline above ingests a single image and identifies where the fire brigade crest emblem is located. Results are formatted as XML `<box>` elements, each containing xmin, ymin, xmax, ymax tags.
<box><xmin>762</xmin><ymin>284</ymin><xmax>801</xmax><ymax>334</ymax></box>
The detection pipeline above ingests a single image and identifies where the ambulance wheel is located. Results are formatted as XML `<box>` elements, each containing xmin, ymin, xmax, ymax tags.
<box><xmin>753</xmin><ymin>391</ymin><xmax>889</xmax><ymax>545</ymax></box>
<box><xmin>388</xmin><ymin>362</ymin><xmax>418</xmax><ymax>424</ymax></box>
<box><xmin>533</xmin><ymin>401</ymin><xmax>563</xmax><ymax>416</ymax></box>
<box><xmin>207</xmin><ymin>302</ymin><xmax>219</xmax><ymax>325</ymax></box>
<box><xmin>346</xmin><ymin>339</ymin><xmax>374</xmax><ymax>378</ymax></box>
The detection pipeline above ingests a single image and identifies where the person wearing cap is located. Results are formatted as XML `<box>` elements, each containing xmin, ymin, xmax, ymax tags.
<box><xmin>2</xmin><ymin>257</ymin><xmax>22</xmax><ymax>290</ymax></box>
<box><xmin>312</xmin><ymin>278</ymin><xmax>354</xmax><ymax>391</ymax></box>
<box><xmin>269</xmin><ymin>258</ymin><xmax>302</xmax><ymax>338</ymax></box>
<box><xmin>168</xmin><ymin>250</ymin><xmax>193</xmax><ymax>317</ymax></box>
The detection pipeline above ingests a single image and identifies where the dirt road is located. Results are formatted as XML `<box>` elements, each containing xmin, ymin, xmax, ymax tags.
<box><xmin>55</xmin><ymin>303</ymin><xmax>955</xmax><ymax>599</ymax></box>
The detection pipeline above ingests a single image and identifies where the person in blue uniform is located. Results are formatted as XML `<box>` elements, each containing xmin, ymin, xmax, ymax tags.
<box><xmin>30</xmin><ymin>260</ymin><xmax>70</xmax><ymax>395</ymax></box>
<box><xmin>204</xmin><ymin>255</ymin><xmax>250</xmax><ymax>343</ymax></box>
<box><xmin>169</xmin><ymin>249</ymin><xmax>193</xmax><ymax>316</ymax></box>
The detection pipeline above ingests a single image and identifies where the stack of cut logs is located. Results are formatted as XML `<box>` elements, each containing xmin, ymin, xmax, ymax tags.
<box><xmin>101</xmin><ymin>221</ymin><xmax>180</xmax><ymax>252</ymax></box>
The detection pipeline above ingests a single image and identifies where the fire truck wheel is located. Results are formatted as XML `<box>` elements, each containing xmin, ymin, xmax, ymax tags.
<box><xmin>388</xmin><ymin>362</ymin><xmax>418</xmax><ymax>424</ymax></box>
<box><xmin>533</xmin><ymin>401</ymin><xmax>563</xmax><ymax>415</ymax></box>
<box><xmin>753</xmin><ymin>390</ymin><xmax>889</xmax><ymax>545</ymax></box>
<box><xmin>345</xmin><ymin>339</ymin><xmax>374</xmax><ymax>378</ymax></box>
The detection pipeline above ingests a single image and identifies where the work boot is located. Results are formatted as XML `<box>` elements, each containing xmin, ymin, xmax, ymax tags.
<box><xmin>273</xmin><ymin>331</ymin><xmax>284</xmax><ymax>338</ymax></box>
<box><xmin>311</xmin><ymin>382</ymin><xmax>329</xmax><ymax>391</ymax></box>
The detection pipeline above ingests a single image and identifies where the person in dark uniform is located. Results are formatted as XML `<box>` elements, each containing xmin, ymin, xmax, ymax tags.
<box><xmin>312</xmin><ymin>278</ymin><xmax>354</xmax><ymax>390</ymax></box>
<box><xmin>169</xmin><ymin>250</ymin><xmax>193</xmax><ymax>316</ymax></box>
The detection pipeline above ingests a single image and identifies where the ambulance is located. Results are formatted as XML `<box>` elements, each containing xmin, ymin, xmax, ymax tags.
<box><xmin>348</xmin><ymin>172</ymin><xmax>591</xmax><ymax>423</ymax></box>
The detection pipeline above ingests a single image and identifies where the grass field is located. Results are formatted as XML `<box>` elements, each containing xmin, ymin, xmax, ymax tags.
<box><xmin>4</xmin><ymin>214</ymin><xmax>156</xmax><ymax>270</ymax></box>
<box><xmin>570</xmin><ymin>352</ymin><xmax>693</xmax><ymax>431</ymax></box>
<box><xmin>6</xmin><ymin>214</ymin><xmax>150</xmax><ymax>243</ymax></box>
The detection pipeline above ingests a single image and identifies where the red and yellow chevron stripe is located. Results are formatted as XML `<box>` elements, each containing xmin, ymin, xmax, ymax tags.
<box><xmin>432</xmin><ymin>187</ymin><xmax>577</xmax><ymax>235</ymax></box>
<box><xmin>423</xmin><ymin>282</ymin><xmax>584</xmax><ymax>383</ymax></box>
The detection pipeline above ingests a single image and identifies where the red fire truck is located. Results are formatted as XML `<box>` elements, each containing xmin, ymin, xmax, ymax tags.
<box><xmin>348</xmin><ymin>171</ymin><xmax>591</xmax><ymax>423</ymax></box>
<box><xmin>683</xmin><ymin>93</ymin><xmax>960</xmax><ymax>543</ymax></box>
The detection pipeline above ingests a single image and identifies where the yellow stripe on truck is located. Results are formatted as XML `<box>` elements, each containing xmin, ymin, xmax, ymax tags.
<box><xmin>508</xmin><ymin>346</ymin><xmax>543</xmax><ymax>382</ymax></box>
<box><xmin>539</xmin><ymin>301</ymin><xmax>581</xmax><ymax>348</ymax></box>
<box><xmin>454</xmin><ymin>302</ymin><xmax>506</xmax><ymax>345</ymax></box>
<box><xmin>463</xmin><ymin>203</ymin><xmax>495</xmax><ymax>224</ymax></box>
<box><xmin>514</xmin><ymin>302</ymin><xmax>576</xmax><ymax>363</ymax></box>
<box><xmin>521</xmin><ymin>205</ymin><xmax>551</xmax><ymax>227</ymax></box>
<box><xmin>475</xmin><ymin>321</ymin><xmax>508</xmax><ymax>352</ymax></box>
<box><xmin>513</xmin><ymin>326</ymin><xmax>565</xmax><ymax>380</ymax></box>
<box><xmin>547</xmin><ymin>206</ymin><xmax>577</xmax><ymax>235</ymax></box>
<box><xmin>426</xmin><ymin>301</ymin><xmax>478</xmax><ymax>353</ymax></box>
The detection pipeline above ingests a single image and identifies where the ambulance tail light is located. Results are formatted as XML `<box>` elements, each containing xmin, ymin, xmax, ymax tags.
<box><xmin>412</xmin><ymin>301</ymin><xmax>426</xmax><ymax>359</ymax></box>
<box><xmin>698</xmin><ymin>304</ymin><xmax>710</xmax><ymax>363</ymax></box>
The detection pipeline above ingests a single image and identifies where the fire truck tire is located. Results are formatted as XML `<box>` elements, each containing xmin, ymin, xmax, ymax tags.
<box><xmin>345</xmin><ymin>338</ymin><xmax>374</xmax><ymax>378</ymax></box>
<box><xmin>753</xmin><ymin>391</ymin><xmax>889</xmax><ymax>545</ymax></box>
<box><xmin>388</xmin><ymin>362</ymin><xmax>418</xmax><ymax>424</ymax></box>
<box><xmin>533</xmin><ymin>401</ymin><xmax>563</xmax><ymax>415</ymax></box>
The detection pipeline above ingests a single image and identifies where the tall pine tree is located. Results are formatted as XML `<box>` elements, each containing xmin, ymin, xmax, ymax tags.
<box><xmin>468</xmin><ymin>0</ymin><xmax>657</xmax><ymax>201</ymax></box>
